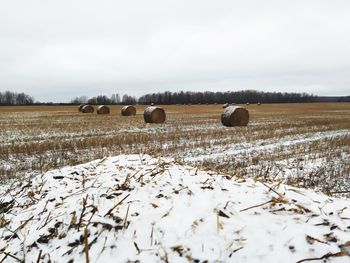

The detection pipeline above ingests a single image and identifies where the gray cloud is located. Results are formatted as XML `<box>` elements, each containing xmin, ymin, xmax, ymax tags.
<box><xmin>1</xmin><ymin>0</ymin><xmax>349</xmax><ymax>102</ymax></box>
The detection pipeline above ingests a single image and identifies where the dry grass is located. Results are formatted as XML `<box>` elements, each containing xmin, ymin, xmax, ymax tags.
<box><xmin>1</xmin><ymin>103</ymin><xmax>349</xmax><ymax>196</ymax></box>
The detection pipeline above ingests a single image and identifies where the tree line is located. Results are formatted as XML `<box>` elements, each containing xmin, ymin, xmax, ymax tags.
<box><xmin>138</xmin><ymin>90</ymin><xmax>317</xmax><ymax>104</ymax></box>
<box><xmin>71</xmin><ymin>90</ymin><xmax>320</xmax><ymax>105</ymax></box>
<box><xmin>0</xmin><ymin>91</ymin><xmax>34</xmax><ymax>105</ymax></box>
<box><xmin>70</xmin><ymin>94</ymin><xmax>137</xmax><ymax>105</ymax></box>
<box><xmin>1</xmin><ymin>90</ymin><xmax>349</xmax><ymax>105</ymax></box>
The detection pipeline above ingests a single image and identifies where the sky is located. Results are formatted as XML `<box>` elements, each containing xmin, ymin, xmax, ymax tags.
<box><xmin>1</xmin><ymin>0</ymin><xmax>350</xmax><ymax>102</ymax></box>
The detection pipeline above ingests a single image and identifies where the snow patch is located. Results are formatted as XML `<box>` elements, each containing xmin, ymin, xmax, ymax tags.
<box><xmin>0</xmin><ymin>155</ymin><xmax>349</xmax><ymax>262</ymax></box>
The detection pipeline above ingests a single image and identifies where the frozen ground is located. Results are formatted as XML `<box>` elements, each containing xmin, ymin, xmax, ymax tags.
<box><xmin>184</xmin><ymin>129</ymin><xmax>350</xmax><ymax>196</ymax></box>
<box><xmin>2</xmin><ymin>126</ymin><xmax>349</xmax><ymax>197</ymax></box>
<box><xmin>1</xmin><ymin>155</ymin><xmax>350</xmax><ymax>262</ymax></box>
<box><xmin>184</xmin><ymin>129</ymin><xmax>349</xmax><ymax>162</ymax></box>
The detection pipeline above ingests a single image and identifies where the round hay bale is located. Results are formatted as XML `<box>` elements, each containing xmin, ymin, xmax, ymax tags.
<box><xmin>246</xmin><ymin>102</ymin><xmax>250</xmax><ymax>105</ymax></box>
<box><xmin>81</xmin><ymin>105</ymin><xmax>94</xmax><ymax>113</ymax></box>
<box><xmin>151</xmin><ymin>103</ymin><xmax>155</xmax><ymax>106</ymax></box>
<box><xmin>121</xmin><ymin>105</ymin><xmax>136</xmax><ymax>116</ymax></box>
<box><xmin>223</xmin><ymin>103</ymin><xmax>229</xmax><ymax>108</ymax></box>
<box><xmin>221</xmin><ymin>106</ymin><xmax>249</xmax><ymax>127</ymax></box>
<box><xmin>257</xmin><ymin>102</ymin><xmax>261</xmax><ymax>106</ymax></box>
<box><xmin>97</xmin><ymin>105</ymin><xmax>110</xmax><ymax>114</ymax></box>
<box><xmin>78</xmin><ymin>104</ymin><xmax>86</xmax><ymax>112</ymax></box>
<box><xmin>144</xmin><ymin>106</ymin><xmax>166</xmax><ymax>124</ymax></box>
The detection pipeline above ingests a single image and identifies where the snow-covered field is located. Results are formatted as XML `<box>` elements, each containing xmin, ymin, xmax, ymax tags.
<box><xmin>1</xmin><ymin>104</ymin><xmax>350</xmax><ymax>262</ymax></box>
<box><xmin>1</xmin><ymin>155</ymin><xmax>350</xmax><ymax>262</ymax></box>
<box><xmin>1</xmin><ymin>104</ymin><xmax>350</xmax><ymax>196</ymax></box>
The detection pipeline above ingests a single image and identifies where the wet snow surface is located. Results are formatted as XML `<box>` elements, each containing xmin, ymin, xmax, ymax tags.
<box><xmin>1</xmin><ymin>155</ymin><xmax>350</xmax><ymax>262</ymax></box>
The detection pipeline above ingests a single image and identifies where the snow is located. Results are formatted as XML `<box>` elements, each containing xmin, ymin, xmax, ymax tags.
<box><xmin>186</xmin><ymin>129</ymin><xmax>350</xmax><ymax>162</ymax></box>
<box><xmin>1</xmin><ymin>154</ymin><xmax>350</xmax><ymax>262</ymax></box>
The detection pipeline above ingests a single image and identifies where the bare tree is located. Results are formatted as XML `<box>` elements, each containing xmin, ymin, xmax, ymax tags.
<box><xmin>0</xmin><ymin>91</ymin><xmax>34</xmax><ymax>105</ymax></box>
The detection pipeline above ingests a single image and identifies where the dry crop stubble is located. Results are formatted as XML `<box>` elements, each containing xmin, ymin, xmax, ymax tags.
<box><xmin>0</xmin><ymin>103</ymin><xmax>349</xmax><ymax>196</ymax></box>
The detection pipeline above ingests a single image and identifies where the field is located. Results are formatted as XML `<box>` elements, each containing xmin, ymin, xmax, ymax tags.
<box><xmin>1</xmin><ymin>103</ymin><xmax>350</xmax><ymax>262</ymax></box>
<box><xmin>1</xmin><ymin>103</ymin><xmax>349</xmax><ymax>196</ymax></box>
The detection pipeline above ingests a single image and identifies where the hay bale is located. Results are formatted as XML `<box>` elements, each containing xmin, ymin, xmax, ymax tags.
<box><xmin>257</xmin><ymin>102</ymin><xmax>261</xmax><ymax>106</ymax></box>
<box><xmin>121</xmin><ymin>105</ymin><xmax>136</xmax><ymax>116</ymax></box>
<box><xmin>81</xmin><ymin>105</ymin><xmax>94</xmax><ymax>113</ymax></box>
<box><xmin>151</xmin><ymin>103</ymin><xmax>155</xmax><ymax>106</ymax></box>
<box><xmin>78</xmin><ymin>104</ymin><xmax>86</xmax><ymax>112</ymax></box>
<box><xmin>97</xmin><ymin>105</ymin><xmax>110</xmax><ymax>114</ymax></box>
<box><xmin>246</xmin><ymin>102</ymin><xmax>250</xmax><ymax>105</ymax></box>
<box><xmin>221</xmin><ymin>106</ymin><xmax>249</xmax><ymax>127</ymax></box>
<box><xmin>144</xmin><ymin>106</ymin><xmax>166</xmax><ymax>124</ymax></box>
<box><xmin>223</xmin><ymin>103</ymin><xmax>229</xmax><ymax>108</ymax></box>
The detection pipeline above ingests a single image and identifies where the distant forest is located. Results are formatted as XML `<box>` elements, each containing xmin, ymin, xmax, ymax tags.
<box><xmin>0</xmin><ymin>91</ymin><xmax>34</xmax><ymax>105</ymax></box>
<box><xmin>139</xmin><ymin>90</ymin><xmax>315</xmax><ymax>104</ymax></box>
<box><xmin>0</xmin><ymin>90</ymin><xmax>349</xmax><ymax>105</ymax></box>
<box><xmin>70</xmin><ymin>94</ymin><xmax>137</xmax><ymax>105</ymax></box>
<box><xmin>66</xmin><ymin>90</ymin><xmax>350</xmax><ymax>105</ymax></box>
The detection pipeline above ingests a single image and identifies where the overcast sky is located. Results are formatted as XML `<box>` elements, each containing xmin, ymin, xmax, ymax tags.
<box><xmin>1</xmin><ymin>0</ymin><xmax>350</xmax><ymax>102</ymax></box>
